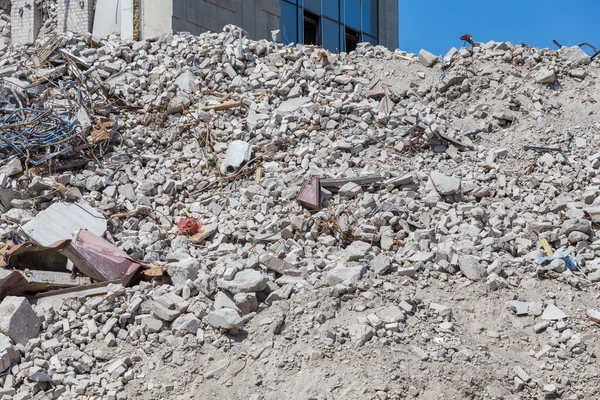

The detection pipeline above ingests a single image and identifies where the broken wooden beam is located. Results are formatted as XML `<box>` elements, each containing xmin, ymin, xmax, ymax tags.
<box><xmin>28</xmin><ymin>280</ymin><xmax>120</xmax><ymax>301</ymax></box>
<box><xmin>0</xmin><ymin>269</ymin><xmax>93</xmax><ymax>298</ymax></box>
<box><xmin>320</xmin><ymin>174</ymin><xmax>384</xmax><ymax>191</ymax></box>
<box><xmin>200</xmin><ymin>100</ymin><xmax>242</xmax><ymax>112</ymax></box>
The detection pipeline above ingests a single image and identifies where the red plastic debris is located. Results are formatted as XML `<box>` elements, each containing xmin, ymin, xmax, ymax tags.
<box><xmin>177</xmin><ymin>217</ymin><xmax>203</xmax><ymax>236</ymax></box>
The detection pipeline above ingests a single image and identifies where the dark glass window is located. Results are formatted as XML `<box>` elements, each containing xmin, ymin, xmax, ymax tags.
<box><xmin>304</xmin><ymin>10</ymin><xmax>322</xmax><ymax>46</ymax></box>
<box><xmin>280</xmin><ymin>1</ymin><xmax>298</xmax><ymax>44</ymax></box>
<box><xmin>345</xmin><ymin>26</ymin><xmax>360</xmax><ymax>52</ymax></box>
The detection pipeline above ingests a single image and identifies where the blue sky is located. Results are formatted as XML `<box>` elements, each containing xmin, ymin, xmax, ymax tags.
<box><xmin>398</xmin><ymin>0</ymin><xmax>600</xmax><ymax>56</ymax></box>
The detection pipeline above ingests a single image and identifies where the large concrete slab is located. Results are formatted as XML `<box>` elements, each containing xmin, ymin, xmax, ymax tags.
<box><xmin>92</xmin><ymin>0</ymin><xmax>121</xmax><ymax>38</ymax></box>
<box><xmin>21</xmin><ymin>202</ymin><xmax>107</xmax><ymax>246</ymax></box>
<box><xmin>140</xmin><ymin>0</ymin><xmax>172</xmax><ymax>39</ymax></box>
<box><xmin>121</xmin><ymin>0</ymin><xmax>134</xmax><ymax>41</ymax></box>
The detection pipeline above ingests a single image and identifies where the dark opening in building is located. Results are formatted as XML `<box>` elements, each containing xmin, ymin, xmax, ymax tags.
<box><xmin>303</xmin><ymin>10</ymin><xmax>321</xmax><ymax>46</ymax></box>
<box><xmin>345</xmin><ymin>27</ymin><xmax>359</xmax><ymax>52</ymax></box>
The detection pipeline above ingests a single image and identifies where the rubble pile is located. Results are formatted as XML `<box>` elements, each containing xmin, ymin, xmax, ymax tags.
<box><xmin>0</xmin><ymin>23</ymin><xmax>598</xmax><ymax>399</ymax></box>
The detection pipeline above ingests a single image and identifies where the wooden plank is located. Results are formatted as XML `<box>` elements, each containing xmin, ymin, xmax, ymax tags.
<box><xmin>0</xmin><ymin>269</ymin><xmax>93</xmax><ymax>298</ymax></box>
<box><xmin>142</xmin><ymin>266</ymin><xmax>164</xmax><ymax>277</ymax></box>
<box><xmin>200</xmin><ymin>100</ymin><xmax>242</xmax><ymax>112</ymax></box>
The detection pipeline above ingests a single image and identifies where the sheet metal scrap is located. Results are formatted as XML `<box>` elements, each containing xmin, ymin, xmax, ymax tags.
<box><xmin>60</xmin><ymin>229</ymin><xmax>147</xmax><ymax>282</ymax></box>
<box><xmin>297</xmin><ymin>175</ymin><xmax>321</xmax><ymax>210</ymax></box>
<box><xmin>5</xmin><ymin>230</ymin><xmax>148</xmax><ymax>286</ymax></box>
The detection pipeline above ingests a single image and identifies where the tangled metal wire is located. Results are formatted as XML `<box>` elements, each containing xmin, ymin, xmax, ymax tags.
<box><xmin>0</xmin><ymin>108</ymin><xmax>80</xmax><ymax>166</ymax></box>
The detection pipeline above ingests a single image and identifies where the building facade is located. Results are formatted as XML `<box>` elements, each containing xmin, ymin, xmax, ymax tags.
<box><xmin>10</xmin><ymin>0</ymin><xmax>399</xmax><ymax>51</ymax></box>
<box><xmin>171</xmin><ymin>0</ymin><xmax>398</xmax><ymax>52</ymax></box>
<box><xmin>278</xmin><ymin>0</ymin><xmax>398</xmax><ymax>52</ymax></box>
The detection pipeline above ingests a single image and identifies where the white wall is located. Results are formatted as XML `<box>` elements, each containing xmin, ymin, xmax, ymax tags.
<box><xmin>141</xmin><ymin>0</ymin><xmax>172</xmax><ymax>40</ymax></box>
<box><xmin>92</xmin><ymin>0</ymin><xmax>121</xmax><ymax>37</ymax></box>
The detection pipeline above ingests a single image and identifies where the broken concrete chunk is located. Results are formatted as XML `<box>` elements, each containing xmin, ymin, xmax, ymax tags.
<box><xmin>541</xmin><ymin>304</ymin><xmax>567</xmax><ymax>320</ymax></box>
<box><xmin>0</xmin><ymin>296</ymin><xmax>41</xmax><ymax>345</ymax></box>
<box><xmin>21</xmin><ymin>202</ymin><xmax>107</xmax><ymax>246</ymax></box>
<box><xmin>418</xmin><ymin>49</ymin><xmax>438</xmax><ymax>67</ymax></box>
<box><xmin>326</xmin><ymin>266</ymin><xmax>366</xmax><ymax>286</ymax></box>
<box><xmin>430</xmin><ymin>171</ymin><xmax>461</xmax><ymax>196</ymax></box>
<box><xmin>458</xmin><ymin>255</ymin><xmax>486</xmax><ymax>281</ymax></box>
<box><xmin>207</xmin><ymin>308</ymin><xmax>243</xmax><ymax>330</ymax></box>
<box><xmin>220</xmin><ymin>140</ymin><xmax>252</xmax><ymax>176</ymax></box>
<box><xmin>535</xmin><ymin>68</ymin><xmax>555</xmax><ymax>84</ymax></box>
<box><xmin>217</xmin><ymin>269</ymin><xmax>267</xmax><ymax>294</ymax></box>
<box><xmin>165</xmin><ymin>258</ymin><xmax>200</xmax><ymax>287</ymax></box>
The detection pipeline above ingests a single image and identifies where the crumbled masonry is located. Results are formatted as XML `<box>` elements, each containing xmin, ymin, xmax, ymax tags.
<box><xmin>0</xmin><ymin>4</ymin><xmax>599</xmax><ymax>399</ymax></box>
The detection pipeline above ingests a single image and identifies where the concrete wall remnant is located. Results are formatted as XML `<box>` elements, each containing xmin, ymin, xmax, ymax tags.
<box><xmin>57</xmin><ymin>0</ymin><xmax>94</xmax><ymax>34</ymax></box>
<box><xmin>10</xmin><ymin>0</ymin><xmax>41</xmax><ymax>45</ymax></box>
<box><xmin>92</xmin><ymin>0</ymin><xmax>121</xmax><ymax>37</ymax></box>
<box><xmin>140</xmin><ymin>0</ymin><xmax>172</xmax><ymax>40</ymax></box>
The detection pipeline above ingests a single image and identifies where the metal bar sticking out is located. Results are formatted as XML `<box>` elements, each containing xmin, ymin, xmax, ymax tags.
<box><xmin>523</xmin><ymin>145</ymin><xmax>571</xmax><ymax>165</ymax></box>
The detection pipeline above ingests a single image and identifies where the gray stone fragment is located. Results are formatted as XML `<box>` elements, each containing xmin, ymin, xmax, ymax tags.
<box><xmin>172</xmin><ymin>314</ymin><xmax>201</xmax><ymax>334</ymax></box>
<box><xmin>217</xmin><ymin>269</ymin><xmax>267</xmax><ymax>294</ymax></box>
<box><xmin>535</xmin><ymin>68</ymin><xmax>555</xmax><ymax>84</ymax></box>
<box><xmin>168</xmin><ymin>95</ymin><xmax>191</xmax><ymax>114</ymax></box>
<box><xmin>277</xmin><ymin>97</ymin><xmax>310</xmax><ymax>114</ymax></box>
<box><xmin>376</xmin><ymin>306</ymin><xmax>405</xmax><ymax>323</ymax></box>
<box><xmin>562</xmin><ymin>219</ymin><xmax>590</xmax><ymax>235</ymax></box>
<box><xmin>417</xmin><ymin>49</ymin><xmax>438</xmax><ymax>67</ymax></box>
<box><xmin>370</xmin><ymin>255</ymin><xmax>390</xmax><ymax>274</ymax></box>
<box><xmin>206</xmin><ymin>308</ymin><xmax>243</xmax><ymax>330</ymax></box>
<box><xmin>430</xmin><ymin>171</ymin><xmax>461</xmax><ymax>195</ymax></box>
<box><xmin>541</xmin><ymin>304</ymin><xmax>567</xmax><ymax>320</ymax></box>
<box><xmin>234</xmin><ymin>293</ymin><xmax>258</xmax><ymax>315</ymax></box>
<box><xmin>326</xmin><ymin>266</ymin><xmax>366</xmax><ymax>286</ymax></box>
<box><xmin>214</xmin><ymin>291</ymin><xmax>241</xmax><ymax>312</ymax></box>
<box><xmin>118</xmin><ymin>184</ymin><xmax>137</xmax><ymax>202</ymax></box>
<box><xmin>164</xmin><ymin>258</ymin><xmax>200</xmax><ymax>287</ymax></box>
<box><xmin>348</xmin><ymin>324</ymin><xmax>373</xmax><ymax>346</ymax></box>
<box><xmin>0</xmin><ymin>296</ymin><xmax>41</xmax><ymax>345</ymax></box>
<box><xmin>0</xmin><ymin>159</ymin><xmax>22</xmax><ymax>177</ymax></box>
<box><xmin>346</xmin><ymin>241</ymin><xmax>372</xmax><ymax>261</ymax></box>
<box><xmin>560</xmin><ymin>46</ymin><xmax>591</xmax><ymax>66</ymax></box>
<box><xmin>140</xmin><ymin>317</ymin><xmax>163</xmax><ymax>333</ymax></box>
<box><xmin>513</xmin><ymin>366</ymin><xmax>531</xmax><ymax>382</ymax></box>
<box><xmin>175</xmin><ymin>70</ymin><xmax>198</xmax><ymax>92</ymax></box>
<box><xmin>339</xmin><ymin>182</ymin><xmax>362</xmax><ymax>199</ymax></box>
<box><xmin>458</xmin><ymin>255</ymin><xmax>486</xmax><ymax>281</ymax></box>
<box><xmin>220</xmin><ymin>140</ymin><xmax>252</xmax><ymax>176</ymax></box>
<box><xmin>568</xmin><ymin>231</ymin><xmax>589</xmax><ymax>243</ymax></box>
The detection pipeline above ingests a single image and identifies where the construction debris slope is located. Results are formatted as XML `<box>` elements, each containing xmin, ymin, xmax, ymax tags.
<box><xmin>0</xmin><ymin>24</ymin><xmax>599</xmax><ymax>400</ymax></box>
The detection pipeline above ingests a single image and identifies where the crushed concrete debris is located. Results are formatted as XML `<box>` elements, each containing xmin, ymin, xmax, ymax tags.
<box><xmin>0</xmin><ymin>8</ymin><xmax>597</xmax><ymax>399</ymax></box>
